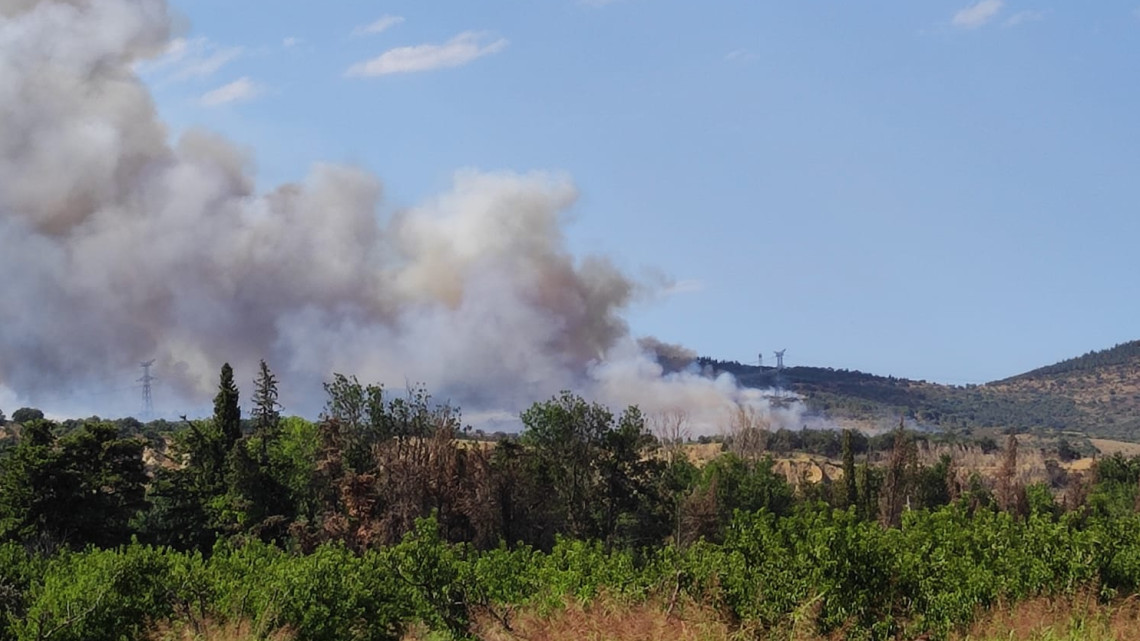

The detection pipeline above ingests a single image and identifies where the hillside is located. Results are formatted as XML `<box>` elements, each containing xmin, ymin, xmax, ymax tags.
<box><xmin>988</xmin><ymin>340</ymin><xmax>1140</xmax><ymax>440</ymax></box>
<box><xmin>699</xmin><ymin>339</ymin><xmax>1140</xmax><ymax>441</ymax></box>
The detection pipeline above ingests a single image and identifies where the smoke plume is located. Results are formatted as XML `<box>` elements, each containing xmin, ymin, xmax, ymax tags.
<box><xmin>0</xmin><ymin>0</ymin><xmax>796</xmax><ymax>431</ymax></box>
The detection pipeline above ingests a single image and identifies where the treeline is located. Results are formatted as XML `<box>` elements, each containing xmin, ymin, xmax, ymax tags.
<box><xmin>702</xmin><ymin>358</ymin><xmax>1093</xmax><ymax>435</ymax></box>
<box><xmin>0</xmin><ymin>362</ymin><xmax>1139</xmax><ymax>639</ymax></box>
<box><xmin>1004</xmin><ymin>339</ymin><xmax>1140</xmax><ymax>381</ymax></box>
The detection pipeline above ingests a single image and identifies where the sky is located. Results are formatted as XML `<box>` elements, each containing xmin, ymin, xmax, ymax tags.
<box><xmin>138</xmin><ymin>0</ymin><xmax>1139</xmax><ymax>387</ymax></box>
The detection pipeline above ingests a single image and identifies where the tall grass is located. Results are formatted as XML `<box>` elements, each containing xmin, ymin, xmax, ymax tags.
<box><xmin>396</xmin><ymin>595</ymin><xmax>1140</xmax><ymax>641</ymax></box>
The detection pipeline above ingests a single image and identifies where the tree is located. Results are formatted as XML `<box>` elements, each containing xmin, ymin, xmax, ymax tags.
<box><xmin>842</xmin><ymin>429</ymin><xmax>857</xmax><ymax>510</ymax></box>
<box><xmin>996</xmin><ymin>434</ymin><xmax>1025</xmax><ymax>515</ymax></box>
<box><xmin>702</xmin><ymin>453</ymin><xmax>793</xmax><ymax>529</ymax></box>
<box><xmin>915</xmin><ymin>454</ymin><xmax>954</xmax><ymax>509</ymax></box>
<box><xmin>725</xmin><ymin>405</ymin><xmax>768</xmax><ymax>460</ymax></box>
<box><xmin>223</xmin><ymin>360</ymin><xmax>293</xmax><ymax>542</ymax></box>
<box><xmin>320</xmin><ymin>373</ymin><xmax>386</xmax><ymax>475</ymax></box>
<box><xmin>10</xmin><ymin>408</ymin><xmax>43</xmax><ymax>424</ymax></box>
<box><xmin>520</xmin><ymin>392</ymin><xmax>614</xmax><ymax>540</ymax></box>
<box><xmin>137</xmin><ymin>364</ymin><xmax>247</xmax><ymax>551</ymax></box>
<box><xmin>879</xmin><ymin>422</ymin><xmax>915</xmax><ymax>528</ymax></box>
<box><xmin>650</xmin><ymin>409</ymin><xmax>689</xmax><ymax>465</ymax></box>
<box><xmin>134</xmin><ymin>416</ymin><xmax>226</xmax><ymax>551</ymax></box>
<box><xmin>1057</xmin><ymin>438</ymin><xmax>1080</xmax><ymax>463</ymax></box>
<box><xmin>214</xmin><ymin>363</ymin><xmax>242</xmax><ymax>449</ymax></box>
<box><xmin>251</xmin><ymin>360</ymin><xmax>281</xmax><ymax>447</ymax></box>
<box><xmin>519</xmin><ymin>392</ymin><xmax>665</xmax><ymax>547</ymax></box>
<box><xmin>0</xmin><ymin>420</ymin><xmax>146</xmax><ymax>548</ymax></box>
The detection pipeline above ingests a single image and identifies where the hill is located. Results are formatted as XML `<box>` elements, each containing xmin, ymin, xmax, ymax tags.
<box><xmin>698</xmin><ymin>339</ymin><xmax>1140</xmax><ymax>441</ymax></box>
<box><xmin>988</xmin><ymin>340</ymin><xmax>1140</xmax><ymax>440</ymax></box>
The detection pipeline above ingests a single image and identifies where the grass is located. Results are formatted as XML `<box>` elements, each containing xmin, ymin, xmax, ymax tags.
<box><xmin>431</xmin><ymin>594</ymin><xmax>1140</xmax><ymax>641</ymax></box>
<box><xmin>954</xmin><ymin>593</ymin><xmax>1140</xmax><ymax>641</ymax></box>
<box><xmin>145</xmin><ymin>594</ymin><xmax>1140</xmax><ymax>640</ymax></box>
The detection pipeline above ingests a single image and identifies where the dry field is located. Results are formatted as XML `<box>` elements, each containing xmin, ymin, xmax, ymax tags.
<box><xmin>1090</xmin><ymin>438</ymin><xmax>1140</xmax><ymax>457</ymax></box>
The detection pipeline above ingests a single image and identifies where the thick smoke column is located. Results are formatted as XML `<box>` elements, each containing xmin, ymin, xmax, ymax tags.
<box><xmin>0</xmin><ymin>0</ymin><xmax>792</xmax><ymax>431</ymax></box>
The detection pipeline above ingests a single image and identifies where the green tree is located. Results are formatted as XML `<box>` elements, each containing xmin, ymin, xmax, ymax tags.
<box><xmin>915</xmin><ymin>454</ymin><xmax>954</xmax><ymax>509</ymax></box>
<box><xmin>10</xmin><ymin>408</ymin><xmax>43</xmax><ymax>424</ymax></box>
<box><xmin>251</xmin><ymin>360</ymin><xmax>281</xmax><ymax>447</ymax></box>
<box><xmin>214</xmin><ymin>363</ymin><xmax>242</xmax><ymax>449</ymax></box>
<box><xmin>0</xmin><ymin>420</ymin><xmax>146</xmax><ymax>549</ymax></box>
<box><xmin>320</xmin><ymin>373</ymin><xmax>386</xmax><ymax>475</ymax></box>
<box><xmin>520</xmin><ymin>392</ymin><xmax>614</xmax><ymax>540</ymax></box>
<box><xmin>842</xmin><ymin>429</ymin><xmax>857</xmax><ymax>510</ymax></box>
<box><xmin>138</xmin><ymin>364</ymin><xmax>247</xmax><ymax>550</ymax></box>
<box><xmin>701</xmin><ymin>453</ymin><xmax>793</xmax><ymax>533</ymax></box>
<box><xmin>519</xmin><ymin>392</ymin><xmax>664</xmax><ymax>547</ymax></box>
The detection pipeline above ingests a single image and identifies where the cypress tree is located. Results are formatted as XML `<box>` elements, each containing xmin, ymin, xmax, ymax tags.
<box><xmin>214</xmin><ymin>363</ymin><xmax>241</xmax><ymax>449</ymax></box>
<box><xmin>842</xmin><ymin>429</ymin><xmax>858</xmax><ymax>510</ymax></box>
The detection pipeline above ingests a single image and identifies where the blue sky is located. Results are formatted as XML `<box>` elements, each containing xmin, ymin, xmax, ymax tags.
<box><xmin>143</xmin><ymin>0</ymin><xmax>1140</xmax><ymax>385</ymax></box>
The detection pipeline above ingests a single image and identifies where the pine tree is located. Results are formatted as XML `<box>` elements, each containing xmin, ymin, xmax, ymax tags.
<box><xmin>214</xmin><ymin>363</ymin><xmax>242</xmax><ymax>449</ymax></box>
<box><xmin>251</xmin><ymin>360</ymin><xmax>281</xmax><ymax>458</ymax></box>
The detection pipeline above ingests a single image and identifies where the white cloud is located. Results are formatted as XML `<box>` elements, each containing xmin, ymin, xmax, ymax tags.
<box><xmin>137</xmin><ymin>37</ymin><xmax>243</xmax><ymax>81</ymax></box>
<box><xmin>1005</xmin><ymin>10</ymin><xmax>1047</xmax><ymax>26</ymax></box>
<box><xmin>200</xmin><ymin>77</ymin><xmax>264</xmax><ymax>107</ymax></box>
<box><xmin>352</xmin><ymin>15</ymin><xmax>405</xmax><ymax>37</ymax></box>
<box><xmin>283</xmin><ymin>36</ymin><xmax>301</xmax><ymax>48</ymax></box>
<box><xmin>952</xmin><ymin>0</ymin><xmax>1004</xmax><ymax>28</ymax></box>
<box><xmin>345</xmin><ymin>31</ymin><xmax>508</xmax><ymax>77</ymax></box>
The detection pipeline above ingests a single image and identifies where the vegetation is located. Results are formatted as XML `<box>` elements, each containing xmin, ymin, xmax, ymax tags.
<box><xmin>5</xmin><ymin>363</ymin><xmax>1140</xmax><ymax>639</ymax></box>
<box><xmin>700</xmin><ymin>339</ymin><xmax>1140</xmax><ymax>441</ymax></box>
<box><xmin>1004</xmin><ymin>340</ymin><xmax>1140</xmax><ymax>380</ymax></box>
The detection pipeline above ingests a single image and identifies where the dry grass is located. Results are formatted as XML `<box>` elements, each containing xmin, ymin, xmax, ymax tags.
<box><xmin>402</xmin><ymin>599</ymin><xmax>737</xmax><ymax>641</ymax></box>
<box><xmin>683</xmin><ymin>442</ymin><xmax>726</xmax><ymax>467</ymax></box>
<box><xmin>1090</xmin><ymin>439</ymin><xmax>1140</xmax><ymax>457</ymax></box>
<box><xmin>398</xmin><ymin>595</ymin><xmax>1140</xmax><ymax>641</ymax></box>
<box><xmin>147</xmin><ymin>619</ymin><xmax>294</xmax><ymax>641</ymax></box>
<box><xmin>953</xmin><ymin>594</ymin><xmax>1140</xmax><ymax>641</ymax></box>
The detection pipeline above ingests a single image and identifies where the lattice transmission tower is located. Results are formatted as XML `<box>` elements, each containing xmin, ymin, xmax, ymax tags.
<box><xmin>138</xmin><ymin>360</ymin><xmax>155</xmax><ymax>419</ymax></box>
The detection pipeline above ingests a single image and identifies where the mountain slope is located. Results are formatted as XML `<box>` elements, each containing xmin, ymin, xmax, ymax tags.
<box><xmin>699</xmin><ymin>340</ymin><xmax>1140</xmax><ymax>440</ymax></box>
<box><xmin>988</xmin><ymin>340</ymin><xmax>1140</xmax><ymax>440</ymax></box>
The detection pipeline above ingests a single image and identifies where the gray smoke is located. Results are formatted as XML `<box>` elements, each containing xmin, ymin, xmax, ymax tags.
<box><xmin>0</xmin><ymin>0</ymin><xmax>797</xmax><ymax>431</ymax></box>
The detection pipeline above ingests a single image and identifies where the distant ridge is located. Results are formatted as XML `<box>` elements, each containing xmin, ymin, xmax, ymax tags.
<box><xmin>700</xmin><ymin>338</ymin><xmax>1140</xmax><ymax>442</ymax></box>
<box><xmin>998</xmin><ymin>340</ymin><xmax>1140</xmax><ymax>382</ymax></box>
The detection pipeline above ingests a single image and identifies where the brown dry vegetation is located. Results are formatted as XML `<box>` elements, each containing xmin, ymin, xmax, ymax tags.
<box><xmin>953</xmin><ymin>593</ymin><xmax>1140</xmax><ymax>641</ymax></box>
<box><xmin>678</xmin><ymin>438</ymin><xmax>1094</xmax><ymax>494</ymax></box>
<box><xmin>987</xmin><ymin>358</ymin><xmax>1140</xmax><ymax>440</ymax></box>
<box><xmin>993</xmin><ymin>364</ymin><xmax>1140</xmax><ymax>412</ymax></box>
<box><xmin>394</xmin><ymin>595</ymin><xmax>1140</xmax><ymax>641</ymax></box>
<box><xmin>1090</xmin><ymin>438</ymin><xmax>1140</xmax><ymax>457</ymax></box>
<box><xmin>140</xmin><ymin>598</ymin><xmax>1140</xmax><ymax>641</ymax></box>
<box><xmin>465</xmin><ymin>600</ymin><xmax>734</xmax><ymax>641</ymax></box>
